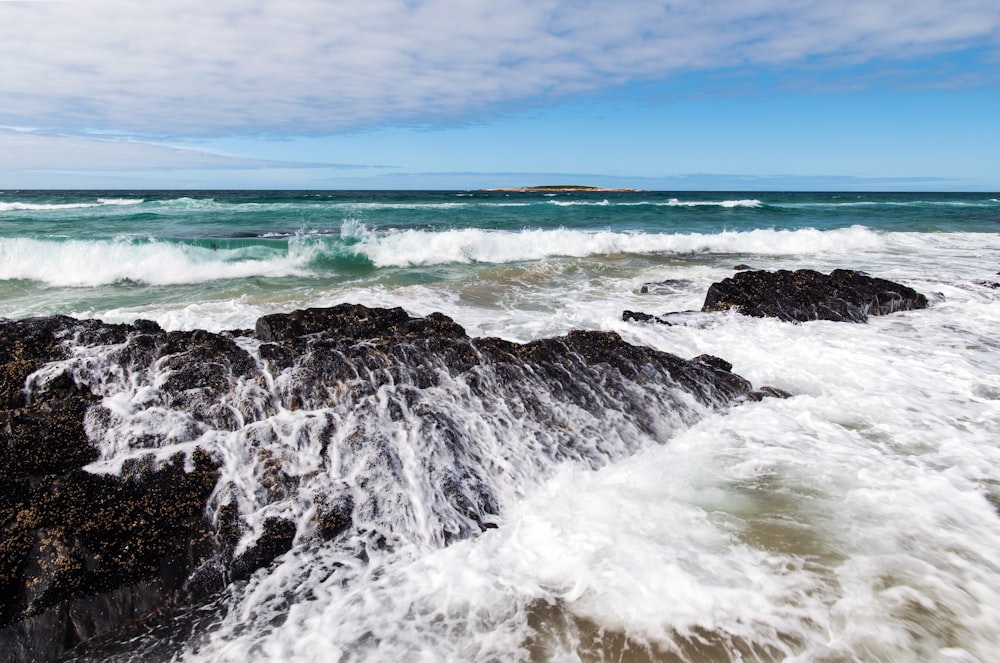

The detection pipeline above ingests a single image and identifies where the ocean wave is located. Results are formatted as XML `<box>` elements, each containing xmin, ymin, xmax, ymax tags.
<box><xmin>344</xmin><ymin>223</ymin><xmax>886</xmax><ymax>267</ymax></box>
<box><xmin>0</xmin><ymin>237</ymin><xmax>312</xmax><ymax>287</ymax></box>
<box><xmin>9</xmin><ymin>224</ymin><xmax>986</xmax><ymax>287</ymax></box>
<box><xmin>0</xmin><ymin>198</ymin><xmax>144</xmax><ymax>212</ymax></box>
<box><xmin>0</xmin><ymin>195</ymin><xmax>770</xmax><ymax>217</ymax></box>
<box><xmin>339</xmin><ymin>201</ymin><xmax>472</xmax><ymax>210</ymax></box>
<box><xmin>612</xmin><ymin>198</ymin><xmax>763</xmax><ymax>208</ymax></box>
<box><xmin>96</xmin><ymin>198</ymin><xmax>145</xmax><ymax>206</ymax></box>
<box><xmin>548</xmin><ymin>199</ymin><xmax>611</xmax><ymax>207</ymax></box>
<box><xmin>149</xmin><ymin>197</ymin><xmax>314</xmax><ymax>212</ymax></box>
<box><xmin>666</xmin><ymin>198</ymin><xmax>762</xmax><ymax>208</ymax></box>
<box><xmin>140</xmin><ymin>197</ymin><xmax>768</xmax><ymax>213</ymax></box>
<box><xmin>777</xmin><ymin>199</ymin><xmax>1000</xmax><ymax>209</ymax></box>
<box><xmin>148</xmin><ymin>198</ymin><xmax>488</xmax><ymax>213</ymax></box>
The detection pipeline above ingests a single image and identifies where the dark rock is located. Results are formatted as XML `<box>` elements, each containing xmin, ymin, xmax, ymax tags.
<box><xmin>230</xmin><ymin>518</ymin><xmax>297</xmax><ymax>581</ymax></box>
<box><xmin>0</xmin><ymin>449</ymin><xmax>220</xmax><ymax>659</ymax></box>
<box><xmin>255</xmin><ymin>304</ymin><xmax>465</xmax><ymax>345</ymax></box>
<box><xmin>702</xmin><ymin>269</ymin><xmax>929</xmax><ymax>322</ymax></box>
<box><xmin>1</xmin><ymin>391</ymin><xmax>99</xmax><ymax>480</ymax></box>
<box><xmin>621</xmin><ymin>310</ymin><xmax>715</xmax><ymax>328</ymax></box>
<box><xmin>0</xmin><ymin>316</ymin><xmax>77</xmax><ymax>409</ymax></box>
<box><xmin>733</xmin><ymin>264</ymin><xmax>754</xmax><ymax>271</ymax></box>
<box><xmin>986</xmin><ymin>491</ymin><xmax>1000</xmax><ymax>518</ymax></box>
<box><xmin>1</xmin><ymin>449</ymin><xmax>219</xmax><ymax>620</ymax></box>
<box><xmin>622</xmin><ymin>310</ymin><xmax>658</xmax><ymax>323</ymax></box>
<box><xmin>0</xmin><ymin>317</ymin><xmax>226</xmax><ymax>659</ymax></box>
<box><xmin>750</xmin><ymin>385</ymin><xmax>793</xmax><ymax>400</ymax></box>
<box><xmin>694</xmin><ymin>355</ymin><xmax>732</xmax><ymax>373</ymax></box>
<box><xmin>132</xmin><ymin>319</ymin><xmax>162</xmax><ymax>334</ymax></box>
<box><xmin>636</xmin><ymin>279</ymin><xmax>691</xmax><ymax>295</ymax></box>
<box><xmin>0</xmin><ymin>304</ymin><xmax>781</xmax><ymax>659</ymax></box>
<box><xmin>493</xmin><ymin>329</ymin><xmax>756</xmax><ymax>409</ymax></box>
<box><xmin>156</xmin><ymin>330</ymin><xmax>258</xmax><ymax>430</ymax></box>
<box><xmin>315</xmin><ymin>494</ymin><xmax>354</xmax><ymax>541</ymax></box>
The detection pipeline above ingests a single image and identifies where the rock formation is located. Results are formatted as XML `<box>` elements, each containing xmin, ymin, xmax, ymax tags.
<box><xmin>1</xmin><ymin>304</ymin><xmax>776</xmax><ymax>661</ymax></box>
<box><xmin>701</xmin><ymin>269</ymin><xmax>929</xmax><ymax>322</ymax></box>
<box><xmin>624</xmin><ymin>269</ymin><xmax>929</xmax><ymax>326</ymax></box>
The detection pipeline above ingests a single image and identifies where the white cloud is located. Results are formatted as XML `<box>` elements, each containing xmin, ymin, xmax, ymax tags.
<box><xmin>0</xmin><ymin>129</ymin><xmax>353</xmax><ymax>170</ymax></box>
<box><xmin>0</xmin><ymin>0</ymin><xmax>997</xmax><ymax>136</ymax></box>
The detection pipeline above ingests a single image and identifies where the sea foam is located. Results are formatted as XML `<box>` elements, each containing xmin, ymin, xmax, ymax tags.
<box><xmin>345</xmin><ymin>224</ymin><xmax>885</xmax><ymax>267</ymax></box>
<box><xmin>0</xmin><ymin>198</ymin><xmax>143</xmax><ymax>212</ymax></box>
<box><xmin>0</xmin><ymin>237</ymin><xmax>311</xmax><ymax>287</ymax></box>
<box><xmin>172</xmin><ymin>295</ymin><xmax>1000</xmax><ymax>662</ymax></box>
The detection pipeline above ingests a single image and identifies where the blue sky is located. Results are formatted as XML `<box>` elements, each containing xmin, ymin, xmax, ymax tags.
<box><xmin>1</xmin><ymin>0</ymin><xmax>998</xmax><ymax>190</ymax></box>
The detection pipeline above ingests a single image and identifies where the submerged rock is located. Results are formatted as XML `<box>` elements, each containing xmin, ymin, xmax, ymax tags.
<box><xmin>635</xmin><ymin>279</ymin><xmax>692</xmax><ymax>295</ymax></box>
<box><xmin>701</xmin><ymin>269</ymin><xmax>929</xmax><ymax>322</ymax></box>
<box><xmin>1</xmin><ymin>304</ymin><xmax>778</xmax><ymax>660</ymax></box>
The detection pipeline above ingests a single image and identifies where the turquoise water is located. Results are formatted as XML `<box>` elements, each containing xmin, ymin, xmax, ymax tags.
<box><xmin>4</xmin><ymin>190</ymin><xmax>998</xmax><ymax>238</ymax></box>
<box><xmin>5</xmin><ymin>190</ymin><xmax>1000</xmax><ymax>661</ymax></box>
<box><xmin>2</xmin><ymin>190</ymin><xmax>998</xmax><ymax>330</ymax></box>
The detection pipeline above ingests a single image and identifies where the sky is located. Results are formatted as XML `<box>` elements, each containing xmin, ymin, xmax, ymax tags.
<box><xmin>1</xmin><ymin>0</ymin><xmax>998</xmax><ymax>190</ymax></box>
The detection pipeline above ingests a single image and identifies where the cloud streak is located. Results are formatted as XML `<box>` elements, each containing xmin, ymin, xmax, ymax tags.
<box><xmin>1</xmin><ymin>0</ymin><xmax>998</xmax><ymax>137</ymax></box>
<box><xmin>0</xmin><ymin>130</ymin><xmax>369</xmax><ymax>171</ymax></box>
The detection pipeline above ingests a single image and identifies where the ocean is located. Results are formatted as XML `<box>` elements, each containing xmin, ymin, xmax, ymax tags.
<box><xmin>2</xmin><ymin>189</ymin><xmax>1000</xmax><ymax>661</ymax></box>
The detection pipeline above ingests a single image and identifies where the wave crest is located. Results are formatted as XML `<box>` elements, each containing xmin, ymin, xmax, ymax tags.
<box><xmin>348</xmin><ymin>225</ymin><xmax>884</xmax><ymax>267</ymax></box>
<box><xmin>0</xmin><ymin>198</ymin><xmax>144</xmax><ymax>212</ymax></box>
<box><xmin>0</xmin><ymin>237</ymin><xmax>311</xmax><ymax>287</ymax></box>
<box><xmin>0</xmin><ymin>226</ymin><xmax>897</xmax><ymax>286</ymax></box>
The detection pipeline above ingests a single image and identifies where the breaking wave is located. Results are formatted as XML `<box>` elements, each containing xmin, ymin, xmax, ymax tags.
<box><xmin>0</xmin><ymin>225</ymin><xmax>893</xmax><ymax>287</ymax></box>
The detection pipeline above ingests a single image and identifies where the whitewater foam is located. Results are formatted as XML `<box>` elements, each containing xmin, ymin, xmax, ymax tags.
<box><xmin>666</xmin><ymin>198</ymin><xmax>763</xmax><ymax>208</ymax></box>
<box><xmin>169</xmin><ymin>292</ymin><xmax>1000</xmax><ymax>662</ymax></box>
<box><xmin>0</xmin><ymin>237</ymin><xmax>312</xmax><ymax>287</ymax></box>
<box><xmin>547</xmin><ymin>199</ymin><xmax>611</xmax><ymax>206</ymax></box>
<box><xmin>346</xmin><ymin>225</ymin><xmax>886</xmax><ymax>268</ymax></box>
<box><xmin>0</xmin><ymin>198</ymin><xmax>144</xmax><ymax>212</ymax></box>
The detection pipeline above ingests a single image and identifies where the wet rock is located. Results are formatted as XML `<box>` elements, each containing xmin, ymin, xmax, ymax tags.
<box><xmin>0</xmin><ymin>316</ymin><xmax>78</xmax><ymax>409</ymax></box>
<box><xmin>1</xmin><ymin>305</ymin><xmax>783</xmax><ymax>660</ymax></box>
<box><xmin>985</xmin><ymin>491</ymin><xmax>1000</xmax><ymax>518</ymax></box>
<box><xmin>693</xmin><ymin>355</ymin><xmax>732</xmax><ymax>373</ymax></box>
<box><xmin>748</xmin><ymin>385</ymin><xmax>793</xmax><ymax>400</ymax></box>
<box><xmin>230</xmin><ymin>517</ymin><xmax>297</xmax><ymax>581</ymax></box>
<box><xmin>636</xmin><ymin>279</ymin><xmax>691</xmax><ymax>295</ymax></box>
<box><xmin>0</xmin><ymin>317</ymin><xmax>225</xmax><ymax>660</ymax></box>
<box><xmin>156</xmin><ymin>330</ymin><xmax>258</xmax><ymax>430</ymax></box>
<box><xmin>0</xmin><ymin>449</ymin><xmax>220</xmax><ymax>657</ymax></box>
<box><xmin>2</xmin><ymin>390</ymin><xmax>99</xmax><ymax>481</ymax></box>
<box><xmin>701</xmin><ymin>269</ymin><xmax>929</xmax><ymax>322</ymax></box>
<box><xmin>315</xmin><ymin>494</ymin><xmax>354</xmax><ymax>541</ymax></box>
<box><xmin>621</xmin><ymin>310</ymin><xmax>716</xmax><ymax>328</ymax></box>
<box><xmin>622</xmin><ymin>310</ymin><xmax>658</xmax><ymax>323</ymax></box>
<box><xmin>255</xmin><ymin>304</ymin><xmax>466</xmax><ymax>345</ymax></box>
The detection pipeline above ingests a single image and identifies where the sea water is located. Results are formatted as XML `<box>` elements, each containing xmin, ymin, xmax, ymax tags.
<box><xmin>2</xmin><ymin>190</ymin><xmax>999</xmax><ymax>662</ymax></box>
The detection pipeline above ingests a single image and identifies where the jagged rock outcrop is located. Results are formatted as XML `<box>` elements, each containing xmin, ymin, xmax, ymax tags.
<box><xmin>701</xmin><ymin>269</ymin><xmax>928</xmax><ymax>322</ymax></box>
<box><xmin>0</xmin><ymin>317</ymin><xmax>223</xmax><ymax>660</ymax></box>
<box><xmin>1</xmin><ymin>304</ymin><xmax>778</xmax><ymax>660</ymax></box>
<box><xmin>625</xmin><ymin>270</ymin><xmax>929</xmax><ymax>326</ymax></box>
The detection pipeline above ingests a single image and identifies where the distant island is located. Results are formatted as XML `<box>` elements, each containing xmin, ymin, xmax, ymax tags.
<box><xmin>480</xmin><ymin>185</ymin><xmax>644</xmax><ymax>192</ymax></box>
